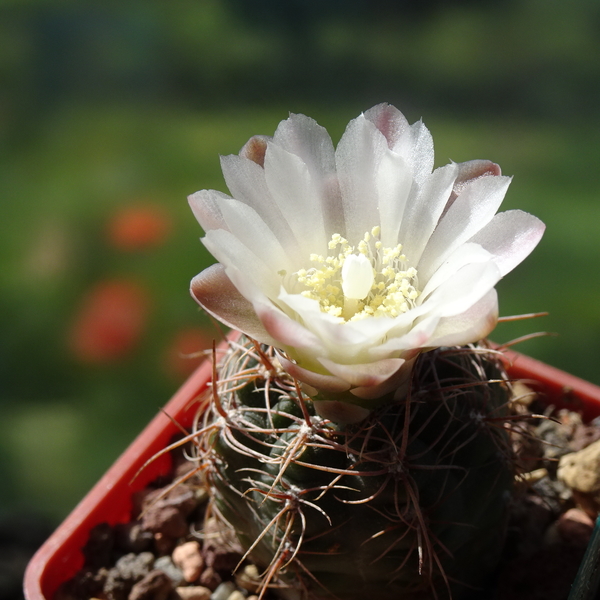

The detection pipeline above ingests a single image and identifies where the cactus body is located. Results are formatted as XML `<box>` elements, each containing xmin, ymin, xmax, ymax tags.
<box><xmin>197</xmin><ymin>338</ymin><xmax>515</xmax><ymax>600</ymax></box>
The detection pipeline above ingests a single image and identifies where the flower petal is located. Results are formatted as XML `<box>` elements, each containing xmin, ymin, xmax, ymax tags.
<box><xmin>276</xmin><ymin>351</ymin><xmax>351</xmax><ymax>392</ymax></box>
<box><xmin>364</xmin><ymin>103</ymin><xmax>410</xmax><ymax>149</ymax></box>
<box><xmin>190</xmin><ymin>264</ymin><xmax>277</xmax><ymax>345</ymax></box>
<box><xmin>318</xmin><ymin>356</ymin><xmax>405</xmax><ymax>388</ymax></box>
<box><xmin>255</xmin><ymin>302</ymin><xmax>322</xmax><ymax>352</ymax></box>
<box><xmin>425</xmin><ymin>289</ymin><xmax>499</xmax><ymax>348</ymax></box>
<box><xmin>273</xmin><ymin>113</ymin><xmax>344</xmax><ymax>236</ymax></box>
<box><xmin>376</xmin><ymin>150</ymin><xmax>413</xmax><ymax>248</ymax></box>
<box><xmin>335</xmin><ymin>113</ymin><xmax>388</xmax><ymax>242</ymax></box>
<box><xmin>202</xmin><ymin>229</ymin><xmax>280</xmax><ymax>299</ymax></box>
<box><xmin>419</xmin><ymin>243</ymin><xmax>493</xmax><ymax>301</ymax></box>
<box><xmin>468</xmin><ymin>209</ymin><xmax>546</xmax><ymax>276</ymax></box>
<box><xmin>264</xmin><ymin>143</ymin><xmax>327</xmax><ymax>257</ymax></box>
<box><xmin>188</xmin><ymin>189</ymin><xmax>231</xmax><ymax>233</ymax></box>
<box><xmin>220</xmin><ymin>154</ymin><xmax>301</xmax><ymax>257</ymax></box>
<box><xmin>217</xmin><ymin>198</ymin><xmax>292</xmax><ymax>273</ymax></box>
<box><xmin>425</xmin><ymin>260</ymin><xmax>502</xmax><ymax>318</ymax></box>
<box><xmin>418</xmin><ymin>175</ymin><xmax>512</xmax><ymax>281</ymax></box>
<box><xmin>398</xmin><ymin>163</ymin><xmax>459</xmax><ymax>267</ymax></box>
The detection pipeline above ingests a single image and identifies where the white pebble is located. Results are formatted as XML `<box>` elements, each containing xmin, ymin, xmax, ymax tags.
<box><xmin>175</xmin><ymin>586</ymin><xmax>212</xmax><ymax>600</ymax></box>
<box><xmin>210</xmin><ymin>581</ymin><xmax>236</xmax><ymax>600</ymax></box>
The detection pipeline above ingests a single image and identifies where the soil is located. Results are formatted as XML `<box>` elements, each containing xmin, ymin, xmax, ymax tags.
<box><xmin>55</xmin><ymin>397</ymin><xmax>600</xmax><ymax>600</ymax></box>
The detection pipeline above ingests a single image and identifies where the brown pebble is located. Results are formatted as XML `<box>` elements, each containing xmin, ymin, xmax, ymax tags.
<box><xmin>556</xmin><ymin>508</ymin><xmax>595</xmax><ymax>547</ymax></box>
<box><xmin>154</xmin><ymin>532</ymin><xmax>178</xmax><ymax>556</ymax></box>
<box><xmin>174</xmin><ymin>586</ymin><xmax>212</xmax><ymax>600</ymax></box>
<box><xmin>128</xmin><ymin>570</ymin><xmax>173</xmax><ymax>600</ymax></box>
<box><xmin>172</xmin><ymin>541</ymin><xmax>204</xmax><ymax>583</ymax></box>
<box><xmin>142</xmin><ymin>505</ymin><xmax>189</xmax><ymax>539</ymax></box>
<box><xmin>198</xmin><ymin>566</ymin><xmax>221</xmax><ymax>590</ymax></box>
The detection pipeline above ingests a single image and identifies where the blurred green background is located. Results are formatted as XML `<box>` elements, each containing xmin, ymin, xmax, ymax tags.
<box><xmin>2</xmin><ymin>0</ymin><xmax>600</xmax><ymax>593</ymax></box>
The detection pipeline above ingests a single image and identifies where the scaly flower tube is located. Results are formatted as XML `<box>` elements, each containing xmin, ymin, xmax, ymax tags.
<box><xmin>189</xmin><ymin>104</ymin><xmax>544</xmax><ymax>418</ymax></box>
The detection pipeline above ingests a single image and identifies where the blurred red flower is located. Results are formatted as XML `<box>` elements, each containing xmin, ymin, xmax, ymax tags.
<box><xmin>68</xmin><ymin>280</ymin><xmax>151</xmax><ymax>363</ymax></box>
<box><xmin>107</xmin><ymin>205</ymin><xmax>172</xmax><ymax>251</ymax></box>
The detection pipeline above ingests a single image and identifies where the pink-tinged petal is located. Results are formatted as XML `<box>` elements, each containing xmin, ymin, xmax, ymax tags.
<box><xmin>425</xmin><ymin>289</ymin><xmax>499</xmax><ymax>348</ymax></box>
<box><xmin>364</xmin><ymin>103</ymin><xmax>410</xmax><ymax>149</ymax></box>
<box><xmin>468</xmin><ymin>210</ymin><xmax>546</xmax><ymax>276</ymax></box>
<box><xmin>190</xmin><ymin>264</ymin><xmax>277</xmax><ymax>345</ymax></box>
<box><xmin>239</xmin><ymin>135</ymin><xmax>271</xmax><ymax>167</ymax></box>
<box><xmin>418</xmin><ymin>175</ymin><xmax>512</xmax><ymax>281</ymax></box>
<box><xmin>399</xmin><ymin>163</ymin><xmax>458</xmax><ymax>267</ymax></box>
<box><xmin>449</xmin><ymin>160</ymin><xmax>501</xmax><ymax>202</ymax></box>
<box><xmin>276</xmin><ymin>352</ymin><xmax>351</xmax><ymax>393</ymax></box>
<box><xmin>318</xmin><ymin>357</ymin><xmax>405</xmax><ymax>388</ymax></box>
<box><xmin>273</xmin><ymin>113</ymin><xmax>336</xmax><ymax>175</ymax></box>
<box><xmin>363</xmin><ymin>104</ymin><xmax>435</xmax><ymax>186</ymax></box>
<box><xmin>188</xmin><ymin>189</ymin><xmax>231</xmax><ymax>233</ymax></box>
<box><xmin>335</xmin><ymin>114</ymin><xmax>388</xmax><ymax>242</ymax></box>
<box><xmin>255</xmin><ymin>303</ymin><xmax>322</xmax><ymax>351</ymax></box>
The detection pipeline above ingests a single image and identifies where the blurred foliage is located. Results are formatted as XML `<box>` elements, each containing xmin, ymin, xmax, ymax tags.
<box><xmin>1</xmin><ymin>0</ymin><xmax>599</xmax><ymax>537</ymax></box>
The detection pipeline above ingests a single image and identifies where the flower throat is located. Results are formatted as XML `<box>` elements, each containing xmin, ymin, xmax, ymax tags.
<box><xmin>292</xmin><ymin>227</ymin><xmax>420</xmax><ymax>322</ymax></box>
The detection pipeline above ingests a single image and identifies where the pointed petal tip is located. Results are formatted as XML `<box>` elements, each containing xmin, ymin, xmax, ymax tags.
<box><xmin>239</xmin><ymin>135</ymin><xmax>271</xmax><ymax>167</ymax></box>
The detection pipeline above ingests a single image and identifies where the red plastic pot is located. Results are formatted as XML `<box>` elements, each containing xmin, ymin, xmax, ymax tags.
<box><xmin>24</xmin><ymin>338</ymin><xmax>600</xmax><ymax>600</ymax></box>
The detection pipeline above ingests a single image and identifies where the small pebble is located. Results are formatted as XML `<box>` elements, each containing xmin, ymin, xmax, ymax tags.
<box><xmin>142</xmin><ymin>505</ymin><xmax>189</xmax><ymax>539</ymax></box>
<box><xmin>558</xmin><ymin>438</ymin><xmax>600</xmax><ymax>514</ymax></box>
<box><xmin>235</xmin><ymin>564</ymin><xmax>261</xmax><ymax>593</ymax></box>
<box><xmin>199</xmin><ymin>566</ymin><xmax>221</xmax><ymax>590</ymax></box>
<box><xmin>210</xmin><ymin>581</ymin><xmax>236</xmax><ymax>600</ymax></box>
<box><xmin>227</xmin><ymin>591</ymin><xmax>246</xmax><ymax>600</ymax></box>
<box><xmin>154</xmin><ymin>555</ymin><xmax>185</xmax><ymax>587</ymax></box>
<box><xmin>115</xmin><ymin>552</ymin><xmax>156</xmax><ymax>580</ymax></box>
<box><xmin>556</xmin><ymin>508</ymin><xmax>595</xmax><ymax>547</ymax></box>
<box><xmin>128</xmin><ymin>570</ymin><xmax>174</xmax><ymax>600</ymax></box>
<box><xmin>175</xmin><ymin>586</ymin><xmax>212</xmax><ymax>600</ymax></box>
<box><xmin>172</xmin><ymin>541</ymin><xmax>204</xmax><ymax>583</ymax></box>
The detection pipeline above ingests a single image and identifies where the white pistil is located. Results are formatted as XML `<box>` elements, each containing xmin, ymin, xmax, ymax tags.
<box><xmin>341</xmin><ymin>254</ymin><xmax>374</xmax><ymax>320</ymax></box>
<box><xmin>342</xmin><ymin>254</ymin><xmax>374</xmax><ymax>300</ymax></box>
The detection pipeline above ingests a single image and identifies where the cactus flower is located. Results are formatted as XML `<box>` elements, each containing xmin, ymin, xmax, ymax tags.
<box><xmin>189</xmin><ymin>104</ymin><xmax>544</xmax><ymax>407</ymax></box>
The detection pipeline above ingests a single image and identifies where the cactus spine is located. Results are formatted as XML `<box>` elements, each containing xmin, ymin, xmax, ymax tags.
<box><xmin>195</xmin><ymin>336</ymin><xmax>516</xmax><ymax>600</ymax></box>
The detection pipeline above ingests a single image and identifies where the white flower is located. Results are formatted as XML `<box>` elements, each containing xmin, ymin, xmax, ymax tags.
<box><xmin>189</xmin><ymin>104</ymin><xmax>545</xmax><ymax>409</ymax></box>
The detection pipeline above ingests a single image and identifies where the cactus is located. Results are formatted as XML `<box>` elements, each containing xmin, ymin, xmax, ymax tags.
<box><xmin>194</xmin><ymin>337</ymin><xmax>515</xmax><ymax>600</ymax></box>
<box><xmin>186</xmin><ymin>105</ymin><xmax>545</xmax><ymax>599</ymax></box>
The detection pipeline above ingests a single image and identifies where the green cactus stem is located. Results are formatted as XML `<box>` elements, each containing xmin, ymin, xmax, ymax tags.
<box><xmin>194</xmin><ymin>337</ymin><xmax>517</xmax><ymax>600</ymax></box>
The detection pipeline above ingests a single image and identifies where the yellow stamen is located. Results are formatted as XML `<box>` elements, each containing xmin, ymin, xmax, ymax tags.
<box><xmin>287</xmin><ymin>230</ymin><xmax>421</xmax><ymax>322</ymax></box>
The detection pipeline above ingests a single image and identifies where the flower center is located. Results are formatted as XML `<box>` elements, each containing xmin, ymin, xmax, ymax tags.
<box><xmin>291</xmin><ymin>227</ymin><xmax>420</xmax><ymax>322</ymax></box>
